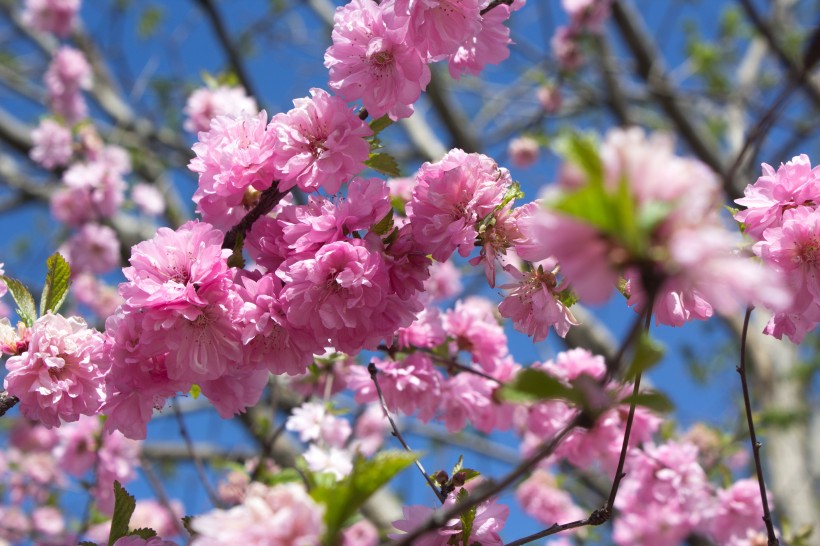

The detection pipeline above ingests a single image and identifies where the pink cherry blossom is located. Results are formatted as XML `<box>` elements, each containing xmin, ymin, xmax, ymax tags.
<box><xmin>391</xmin><ymin>493</ymin><xmax>508</xmax><ymax>545</ymax></box>
<box><xmin>62</xmin><ymin>223</ymin><xmax>121</xmax><ymax>275</ymax></box>
<box><xmin>189</xmin><ymin>111</ymin><xmax>278</xmax><ymax>230</ymax></box>
<box><xmin>44</xmin><ymin>46</ymin><xmax>92</xmax><ymax>122</ymax></box>
<box><xmin>342</xmin><ymin>519</ymin><xmax>378</xmax><ymax>546</ymax></box>
<box><xmin>499</xmin><ymin>264</ymin><xmax>578</xmax><ymax>341</ymax></box>
<box><xmin>408</xmin><ymin>149</ymin><xmax>510</xmax><ymax>262</ymax></box>
<box><xmin>184</xmin><ymin>85</ymin><xmax>258</xmax><ymax>134</ymax></box>
<box><xmin>348</xmin><ymin>354</ymin><xmax>443</xmax><ymax>422</ymax></box>
<box><xmin>422</xmin><ymin>260</ymin><xmax>463</xmax><ymax>302</ymax></box>
<box><xmin>386</xmin><ymin>0</ymin><xmax>482</xmax><ymax>62</ymax></box>
<box><xmin>278</xmin><ymin>239</ymin><xmax>416</xmax><ymax>354</ymax></box>
<box><xmin>447</xmin><ymin>0</ymin><xmax>518</xmax><ymax>78</ymax></box>
<box><xmin>325</xmin><ymin>0</ymin><xmax>430</xmax><ymax>120</ymax></box>
<box><xmin>131</xmin><ymin>183</ymin><xmax>166</xmax><ymax>216</ymax></box>
<box><xmin>443</xmin><ymin>297</ymin><xmax>509</xmax><ymax>373</ymax></box>
<box><xmin>30</xmin><ymin>119</ymin><xmax>72</xmax><ymax>169</ymax></box>
<box><xmin>516</xmin><ymin>469</ymin><xmax>585</xmax><ymax>527</ymax></box>
<box><xmin>508</xmin><ymin>136</ymin><xmax>540</xmax><ymax>168</ymax></box>
<box><xmin>192</xmin><ymin>482</ymin><xmax>324</xmax><ymax>546</ymax></box>
<box><xmin>351</xmin><ymin>403</ymin><xmax>388</xmax><ymax>457</ymax></box>
<box><xmin>269</xmin><ymin>87</ymin><xmax>372</xmax><ymax>194</ymax></box>
<box><xmin>708</xmin><ymin>479</ymin><xmax>770</xmax><ymax>546</ymax></box>
<box><xmin>4</xmin><ymin>313</ymin><xmax>106</xmax><ymax>428</ymax></box>
<box><xmin>21</xmin><ymin>0</ymin><xmax>80</xmax><ymax>37</ymax></box>
<box><xmin>735</xmin><ymin>154</ymin><xmax>820</xmax><ymax>240</ymax></box>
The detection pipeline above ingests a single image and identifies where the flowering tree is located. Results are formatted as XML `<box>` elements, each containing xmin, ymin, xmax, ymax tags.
<box><xmin>0</xmin><ymin>0</ymin><xmax>818</xmax><ymax>545</ymax></box>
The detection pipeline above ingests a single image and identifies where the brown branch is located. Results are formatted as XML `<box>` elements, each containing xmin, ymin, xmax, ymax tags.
<box><xmin>611</xmin><ymin>0</ymin><xmax>732</xmax><ymax>191</ymax></box>
<box><xmin>0</xmin><ymin>391</ymin><xmax>19</xmax><ymax>417</ymax></box>
<box><xmin>222</xmin><ymin>184</ymin><xmax>287</xmax><ymax>250</ymax></box>
<box><xmin>194</xmin><ymin>0</ymin><xmax>261</xmax><ymax>105</ymax></box>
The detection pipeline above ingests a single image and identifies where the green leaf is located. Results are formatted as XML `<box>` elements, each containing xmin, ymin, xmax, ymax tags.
<box><xmin>189</xmin><ymin>384</ymin><xmax>201</xmax><ymax>400</ymax></box>
<box><xmin>227</xmin><ymin>232</ymin><xmax>245</xmax><ymax>269</ymax></box>
<box><xmin>495</xmin><ymin>368</ymin><xmax>579</xmax><ymax>405</ymax></box>
<box><xmin>620</xmin><ymin>391</ymin><xmax>674</xmax><ymax>413</ymax></box>
<box><xmin>365</xmin><ymin>153</ymin><xmax>401</xmax><ymax>177</ymax></box>
<box><xmin>552</xmin><ymin>131</ymin><xmax>604</xmax><ymax>187</ymax></box>
<box><xmin>457</xmin><ymin>488</ymin><xmax>477</xmax><ymax>546</ymax></box>
<box><xmin>40</xmin><ymin>252</ymin><xmax>71</xmax><ymax>316</ymax></box>
<box><xmin>1</xmin><ymin>275</ymin><xmax>37</xmax><ymax>327</ymax></box>
<box><xmin>372</xmin><ymin>209</ymin><xmax>394</xmax><ymax>236</ymax></box>
<box><xmin>311</xmin><ymin>451</ymin><xmax>416</xmax><ymax>544</ymax></box>
<box><xmin>451</xmin><ymin>455</ymin><xmax>464</xmax><ymax>476</ymax></box>
<box><xmin>128</xmin><ymin>528</ymin><xmax>157</xmax><ymax>539</ymax></box>
<box><xmin>624</xmin><ymin>333</ymin><xmax>664</xmax><ymax>381</ymax></box>
<box><xmin>108</xmin><ymin>481</ymin><xmax>137</xmax><ymax>546</ymax></box>
<box><xmin>264</xmin><ymin>467</ymin><xmax>303</xmax><ymax>486</ymax></box>
<box><xmin>369</xmin><ymin>115</ymin><xmax>393</xmax><ymax>135</ymax></box>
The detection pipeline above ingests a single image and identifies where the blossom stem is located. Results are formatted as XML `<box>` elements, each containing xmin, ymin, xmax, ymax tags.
<box><xmin>737</xmin><ymin>305</ymin><xmax>779</xmax><ymax>546</ymax></box>
<box><xmin>0</xmin><ymin>390</ymin><xmax>18</xmax><ymax>417</ymax></box>
<box><xmin>479</xmin><ymin>0</ymin><xmax>514</xmax><ymax>15</ymax></box>
<box><xmin>368</xmin><ymin>362</ymin><xmax>446</xmax><ymax>504</ymax></box>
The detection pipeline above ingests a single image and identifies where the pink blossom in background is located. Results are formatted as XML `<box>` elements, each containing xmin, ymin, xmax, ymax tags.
<box><xmin>4</xmin><ymin>313</ymin><xmax>106</xmax><ymax>428</ymax></box>
<box><xmin>342</xmin><ymin>519</ymin><xmax>378</xmax><ymax>546</ymax></box>
<box><xmin>53</xmin><ymin>152</ymin><xmax>128</xmax><ymax>225</ymax></box>
<box><xmin>269</xmin><ymin>87</ymin><xmax>372</xmax><ymax>194</ymax></box>
<box><xmin>31</xmin><ymin>505</ymin><xmax>65</xmax><ymax>540</ymax></box>
<box><xmin>184</xmin><ymin>85</ymin><xmax>258</xmax><ymax>134</ymax></box>
<box><xmin>734</xmin><ymin>154</ymin><xmax>820</xmax><ymax>240</ymax></box>
<box><xmin>537</xmin><ymin>84</ymin><xmax>562</xmax><ymax>113</ymax></box>
<box><xmin>516</xmin><ymin>469</ymin><xmax>585</xmax><ymax>527</ymax></box>
<box><xmin>385</xmin><ymin>0</ymin><xmax>482</xmax><ymax>61</ymax></box>
<box><xmin>562</xmin><ymin>0</ymin><xmax>612</xmax><ymax>32</ymax></box>
<box><xmin>325</xmin><ymin>0</ymin><xmax>430</xmax><ymax>120</ymax></box>
<box><xmin>30</xmin><ymin>119</ymin><xmax>72</xmax><ymax>169</ymax></box>
<box><xmin>62</xmin><ymin>223</ymin><xmax>121</xmax><ymax>275</ymax></box>
<box><xmin>397</xmin><ymin>307</ymin><xmax>446</xmax><ymax>349</ymax></box>
<box><xmin>348</xmin><ymin>354</ymin><xmax>442</xmax><ymax>422</ymax></box>
<box><xmin>192</xmin><ymin>482</ymin><xmax>324</xmax><ymax>546</ymax></box>
<box><xmin>71</xmin><ymin>273</ymin><xmax>123</xmax><ymax>318</ymax></box>
<box><xmin>0</xmin><ymin>506</ymin><xmax>30</xmax><ymax>543</ymax></box>
<box><xmin>707</xmin><ymin>479</ymin><xmax>770</xmax><ymax>546</ymax></box>
<box><xmin>350</xmin><ymin>403</ymin><xmax>388</xmax><ymax>457</ymax></box>
<box><xmin>508</xmin><ymin>136</ymin><xmax>540</xmax><ymax>168</ymax></box>
<box><xmin>443</xmin><ymin>296</ymin><xmax>509</xmax><ymax>373</ymax></box>
<box><xmin>387</xmin><ymin>176</ymin><xmax>416</xmax><ymax>202</ymax></box>
<box><xmin>613</xmin><ymin>442</ymin><xmax>713</xmax><ymax>546</ymax></box>
<box><xmin>21</xmin><ymin>0</ymin><xmax>80</xmax><ymax>37</ymax></box>
<box><xmin>551</xmin><ymin>26</ymin><xmax>582</xmax><ymax>69</ymax></box>
<box><xmin>130</xmin><ymin>500</ymin><xmax>184</xmax><ymax>538</ymax></box>
<box><xmin>44</xmin><ymin>46</ymin><xmax>92</xmax><ymax>122</ymax></box>
<box><xmin>422</xmin><ymin>260</ymin><xmax>462</xmax><ymax>302</ymax></box>
<box><xmin>286</xmin><ymin>401</ymin><xmax>351</xmax><ymax>447</ymax></box>
<box><xmin>303</xmin><ymin>444</ymin><xmax>353</xmax><ymax>480</ymax></box>
<box><xmin>131</xmin><ymin>183</ymin><xmax>166</xmax><ymax>216</ymax></box>
<box><xmin>189</xmin><ymin>111</ymin><xmax>278</xmax><ymax>230</ymax></box>
<box><xmin>499</xmin><ymin>263</ymin><xmax>578</xmax><ymax>341</ymax></box>
<box><xmin>408</xmin><ymin>149</ymin><xmax>509</xmax><ymax>262</ymax></box>
<box><xmin>448</xmin><ymin>0</ymin><xmax>518</xmax><ymax>78</ymax></box>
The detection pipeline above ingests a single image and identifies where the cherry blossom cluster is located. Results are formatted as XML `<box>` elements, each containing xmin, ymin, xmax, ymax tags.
<box><xmin>183</xmin><ymin>85</ymin><xmax>258</xmax><ymax>134</ymax></box>
<box><xmin>734</xmin><ymin>154</ymin><xmax>820</xmax><ymax>342</ymax></box>
<box><xmin>325</xmin><ymin>0</ymin><xmax>524</xmax><ymax>120</ymax></box>
<box><xmin>21</xmin><ymin>0</ymin><xmax>79</xmax><ymax>37</ymax></box>
<box><xmin>518</xmin><ymin>127</ymin><xmax>790</xmax><ymax>329</ymax></box>
<box><xmin>0</xmin><ymin>416</ymin><xmax>141</xmax><ymax>544</ymax></box>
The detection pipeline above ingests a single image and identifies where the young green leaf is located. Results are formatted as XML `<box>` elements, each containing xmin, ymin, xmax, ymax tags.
<box><xmin>40</xmin><ymin>252</ymin><xmax>71</xmax><ymax>316</ymax></box>
<box><xmin>495</xmin><ymin>368</ymin><xmax>579</xmax><ymax>405</ymax></box>
<box><xmin>128</xmin><ymin>528</ymin><xmax>158</xmax><ymax>539</ymax></box>
<box><xmin>365</xmin><ymin>152</ymin><xmax>401</xmax><ymax>177</ymax></box>
<box><xmin>369</xmin><ymin>115</ymin><xmax>394</xmax><ymax>135</ymax></box>
<box><xmin>0</xmin><ymin>275</ymin><xmax>37</xmax><ymax>327</ymax></box>
<box><xmin>108</xmin><ymin>481</ymin><xmax>137</xmax><ymax>546</ymax></box>
<box><xmin>310</xmin><ymin>451</ymin><xmax>416</xmax><ymax>544</ymax></box>
<box><xmin>457</xmin><ymin>488</ymin><xmax>477</xmax><ymax>546</ymax></box>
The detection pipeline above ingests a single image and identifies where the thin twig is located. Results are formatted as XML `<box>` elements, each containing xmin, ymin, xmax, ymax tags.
<box><xmin>368</xmin><ymin>362</ymin><xmax>446</xmax><ymax>504</ymax></box>
<box><xmin>172</xmin><ymin>398</ymin><xmax>225</xmax><ymax>509</ymax></box>
<box><xmin>387</xmin><ymin>416</ymin><xmax>581</xmax><ymax>546</ymax></box>
<box><xmin>504</xmin><ymin>513</ymin><xmax>608</xmax><ymax>546</ymax></box>
<box><xmin>737</xmin><ymin>305</ymin><xmax>779</xmax><ymax>546</ymax></box>
<box><xmin>480</xmin><ymin>0</ymin><xmax>514</xmax><ymax>15</ymax></box>
<box><xmin>139</xmin><ymin>455</ymin><xmax>190</xmax><ymax>539</ymax></box>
